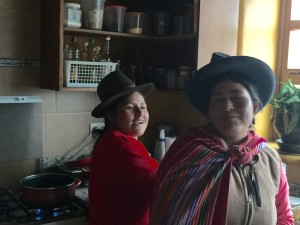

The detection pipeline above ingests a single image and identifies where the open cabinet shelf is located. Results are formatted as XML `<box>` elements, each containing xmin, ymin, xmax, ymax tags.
<box><xmin>41</xmin><ymin>0</ymin><xmax>199</xmax><ymax>91</ymax></box>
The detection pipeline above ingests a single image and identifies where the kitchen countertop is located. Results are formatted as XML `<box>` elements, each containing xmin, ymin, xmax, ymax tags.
<box><xmin>75</xmin><ymin>187</ymin><xmax>89</xmax><ymax>208</ymax></box>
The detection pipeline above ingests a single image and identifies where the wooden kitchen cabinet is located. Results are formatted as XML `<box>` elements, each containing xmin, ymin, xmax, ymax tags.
<box><xmin>41</xmin><ymin>0</ymin><xmax>239</xmax><ymax>91</ymax></box>
<box><xmin>41</xmin><ymin>0</ymin><xmax>199</xmax><ymax>91</ymax></box>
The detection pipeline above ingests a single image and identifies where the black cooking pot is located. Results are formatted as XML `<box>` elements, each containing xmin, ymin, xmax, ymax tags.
<box><xmin>19</xmin><ymin>173</ymin><xmax>81</xmax><ymax>209</ymax></box>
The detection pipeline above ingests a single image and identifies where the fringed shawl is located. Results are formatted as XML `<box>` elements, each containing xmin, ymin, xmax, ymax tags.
<box><xmin>150</xmin><ymin>127</ymin><xmax>267</xmax><ymax>225</ymax></box>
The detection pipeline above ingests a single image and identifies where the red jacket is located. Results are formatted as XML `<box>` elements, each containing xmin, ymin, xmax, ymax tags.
<box><xmin>88</xmin><ymin>128</ymin><xmax>159</xmax><ymax>225</ymax></box>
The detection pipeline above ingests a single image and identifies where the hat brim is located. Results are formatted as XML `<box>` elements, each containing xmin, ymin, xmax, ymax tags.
<box><xmin>91</xmin><ymin>83</ymin><xmax>154</xmax><ymax>118</ymax></box>
<box><xmin>187</xmin><ymin>56</ymin><xmax>276</xmax><ymax>113</ymax></box>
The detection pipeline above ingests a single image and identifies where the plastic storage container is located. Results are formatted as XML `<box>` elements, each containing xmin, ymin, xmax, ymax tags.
<box><xmin>64</xmin><ymin>3</ymin><xmax>82</xmax><ymax>28</ymax></box>
<box><xmin>103</xmin><ymin>5</ymin><xmax>127</xmax><ymax>32</ymax></box>
<box><xmin>64</xmin><ymin>60</ymin><xmax>117</xmax><ymax>87</ymax></box>
<box><xmin>82</xmin><ymin>0</ymin><xmax>105</xmax><ymax>30</ymax></box>
<box><xmin>153</xmin><ymin>11</ymin><xmax>171</xmax><ymax>36</ymax></box>
<box><xmin>125</xmin><ymin>12</ymin><xmax>145</xmax><ymax>34</ymax></box>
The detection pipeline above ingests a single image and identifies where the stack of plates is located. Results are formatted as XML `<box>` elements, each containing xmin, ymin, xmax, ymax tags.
<box><xmin>276</xmin><ymin>139</ymin><xmax>300</xmax><ymax>155</ymax></box>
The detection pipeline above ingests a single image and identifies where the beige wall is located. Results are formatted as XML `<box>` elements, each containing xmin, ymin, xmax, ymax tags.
<box><xmin>0</xmin><ymin>1</ymin><xmax>107</xmax><ymax>159</ymax></box>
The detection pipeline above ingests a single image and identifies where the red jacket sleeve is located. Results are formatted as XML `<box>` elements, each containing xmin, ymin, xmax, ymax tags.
<box><xmin>276</xmin><ymin>161</ymin><xmax>294</xmax><ymax>225</ymax></box>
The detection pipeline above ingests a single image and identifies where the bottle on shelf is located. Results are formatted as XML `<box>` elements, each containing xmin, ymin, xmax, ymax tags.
<box><xmin>70</xmin><ymin>36</ymin><xmax>81</xmax><ymax>61</ymax></box>
<box><xmin>87</xmin><ymin>38</ymin><xmax>101</xmax><ymax>61</ymax></box>
<box><xmin>65</xmin><ymin>37</ymin><xmax>81</xmax><ymax>84</ymax></box>
<box><xmin>63</xmin><ymin>43</ymin><xmax>72</xmax><ymax>60</ymax></box>
<box><xmin>129</xmin><ymin>63</ymin><xmax>136</xmax><ymax>84</ymax></box>
<box><xmin>100</xmin><ymin>36</ymin><xmax>110</xmax><ymax>62</ymax></box>
<box><xmin>134</xmin><ymin>60</ymin><xmax>144</xmax><ymax>85</ymax></box>
<box><xmin>177</xmin><ymin>66</ymin><xmax>192</xmax><ymax>90</ymax></box>
<box><xmin>115</xmin><ymin>60</ymin><xmax>121</xmax><ymax>71</ymax></box>
<box><xmin>80</xmin><ymin>41</ymin><xmax>89</xmax><ymax>61</ymax></box>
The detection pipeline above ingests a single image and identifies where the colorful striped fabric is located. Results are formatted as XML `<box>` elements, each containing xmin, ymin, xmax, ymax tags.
<box><xmin>150</xmin><ymin>126</ymin><xmax>267</xmax><ymax>225</ymax></box>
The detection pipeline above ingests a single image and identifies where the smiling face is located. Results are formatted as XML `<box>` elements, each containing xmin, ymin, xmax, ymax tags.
<box><xmin>111</xmin><ymin>91</ymin><xmax>149</xmax><ymax>139</ymax></box>
<box><xmin>208</xmin><ymin>80</ymin><xmax>257</xmax><ymax>146</ymax></box>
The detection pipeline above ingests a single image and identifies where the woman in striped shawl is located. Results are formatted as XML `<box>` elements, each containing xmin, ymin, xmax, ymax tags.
<box><xmin>150</xmin><ymin>52</ymin><xmax>294</xmax><ymax>225</ymax></box>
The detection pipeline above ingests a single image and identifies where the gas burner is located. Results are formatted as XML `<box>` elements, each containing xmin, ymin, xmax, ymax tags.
<box><xmin>0</xmin><ymin>187</ymin><xmax>87</xmax><ymax>224</ymax></box>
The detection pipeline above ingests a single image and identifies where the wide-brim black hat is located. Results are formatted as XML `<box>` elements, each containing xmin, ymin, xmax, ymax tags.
<box><xmin>91</xmin><ymin>70</ymin><xmax>154</xmax><ymax>118</ymax></box>
<box><xmin>186</xmin><ymin>52</ymin><xmax>276</xmax><ymax>114</ymax></box>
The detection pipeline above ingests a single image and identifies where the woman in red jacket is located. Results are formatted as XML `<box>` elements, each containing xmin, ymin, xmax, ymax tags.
<box><xmin>88</xmin><ymin>71</ymin><xmax>159</xmax><ymax>225</ymax></box>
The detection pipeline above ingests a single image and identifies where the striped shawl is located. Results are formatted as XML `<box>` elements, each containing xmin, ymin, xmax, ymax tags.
<box><xmin>150</xmin><ymin>127</ymin><xmax>267</xmax><ymax>225</ymax></box>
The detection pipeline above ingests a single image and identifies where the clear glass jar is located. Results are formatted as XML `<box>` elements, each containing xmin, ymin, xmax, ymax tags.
<box><xmin>64</xmin><ymin>3</ymin><xmax>82</xmax><ymax>28</ymax></box>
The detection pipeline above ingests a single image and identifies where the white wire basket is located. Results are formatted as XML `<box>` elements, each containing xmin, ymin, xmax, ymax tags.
<box><xmin>64</xmin><ymin>60</ymin><xmax>118</xmax><ymax>87</ymax></box>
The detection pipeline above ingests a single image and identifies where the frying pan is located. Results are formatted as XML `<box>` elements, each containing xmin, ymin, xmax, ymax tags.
<box><xmin>63</xmin><ymin>157</ymin><xmax>91</xmax><ymax>171</ymax></box>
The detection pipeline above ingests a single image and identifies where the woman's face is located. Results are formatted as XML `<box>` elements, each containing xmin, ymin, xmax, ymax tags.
<box><xmin>208</xmin><ymin>80</ymin><xmax>257</xmax><ymax>146</ymax></box>
<box><xmin>112</xmin><ymin>91</ymin><xmax>149</xmax><ymax>139</ymax></box>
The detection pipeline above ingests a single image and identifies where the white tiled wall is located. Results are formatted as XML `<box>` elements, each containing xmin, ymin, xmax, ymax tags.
<box><xmin>0</xmin><ymin>1</ymin><xmax>101</xmax><ymax>159</ymax></box>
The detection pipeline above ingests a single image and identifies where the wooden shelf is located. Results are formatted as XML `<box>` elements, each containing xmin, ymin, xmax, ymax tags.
<box><xmin>64</xmin><ymin>27</ymin><xmax>197</xmax><ymax>42</ymax></box>
<box><xmin>59</xmin><ymin>87</ymin><xmax>97</xmax><ymax>92</ymax></box>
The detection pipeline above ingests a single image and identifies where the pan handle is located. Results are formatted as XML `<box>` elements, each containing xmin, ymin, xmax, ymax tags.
<box><xmin>74</xmin><ymin>178</ymin><xmax>82</xmax><ymax>187</ymax></box>
<box><xmin>82</xmin><ymin>167</ymin><xmax>90</xmax><ymax>173</ymax></box>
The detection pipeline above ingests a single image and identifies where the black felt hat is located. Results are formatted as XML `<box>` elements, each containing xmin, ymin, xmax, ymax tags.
<box><xmin>186</xmin><ymin>52</ymin><xmax>276</xmax><ymax>114</ymax></box>
<box><xmin>91</xmin><ymin>70</ymin><xmax>154</xmax><ymax>118</ymax></box>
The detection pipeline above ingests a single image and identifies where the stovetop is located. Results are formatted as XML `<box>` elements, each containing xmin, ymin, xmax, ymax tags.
<box><xmin>0</xmin><ymin>187</ymin><xmax>87</xmax><ymax>225</ymax></box>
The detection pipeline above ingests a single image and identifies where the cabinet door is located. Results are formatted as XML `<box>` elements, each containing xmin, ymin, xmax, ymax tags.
<box><xmin>197</xmin><ymin>0</ymin><xmax>239</xmax><ymax>68</ymax></box>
